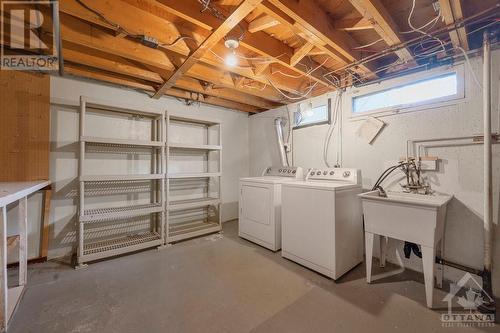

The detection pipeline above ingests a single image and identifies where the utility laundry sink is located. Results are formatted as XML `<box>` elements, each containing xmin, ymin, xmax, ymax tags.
<box><xmin>359</xmin><ymin>190</ymin><xmax>453</xmax><ymax>308</ymax></box>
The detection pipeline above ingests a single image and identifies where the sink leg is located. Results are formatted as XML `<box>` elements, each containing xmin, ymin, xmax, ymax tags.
<box><xmin>365</xmin><ymin>232</ymin><xmax>374</xmax><ymax>283</ymax></box>
<box><xmin>435</xmin><ymin>239</ymin><xmax>444</xmax><ymax>289</ymax></box>
<box><xmin>422</xmin><ymin>245</ymin><xmax>436</xmax><ymax>308</ymax></box>
<box><xmin>379</xmin><ymin>236</ymin><xmax>388</xmax><ymax>268</ymax></box>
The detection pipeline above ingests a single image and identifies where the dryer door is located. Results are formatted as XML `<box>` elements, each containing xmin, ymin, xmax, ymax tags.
<box><xmin>239</xmin><ymin>181</ymin><xmax>279</xmax><ymax>250</ymax></box>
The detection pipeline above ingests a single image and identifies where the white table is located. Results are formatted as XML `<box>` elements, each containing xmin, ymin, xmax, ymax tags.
<box><xmin>0</xmin><ymin>181</ymin><xmax>50</xmax><ymax>331</ymax></box>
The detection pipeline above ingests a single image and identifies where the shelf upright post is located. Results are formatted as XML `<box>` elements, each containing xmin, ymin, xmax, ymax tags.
<box><xmin>165</xmin><ymin>112</ymin><xmax>170</xmax><ymax>244</ymax></box>
<box><xmin>152</xmin><ymin>118</ymin><xmax>157</xmax><ymax>206</ymax></box>
<box><xmin>78</xmin><ymin>96</ymin><xmax>86</xmax><ymax>265</ymax></box>
<box><xmin>218</xmin><ymin>122</ymin><xmax>223</xmax><ymax>232</ymax></box>
<box><xmin>160</xmin><ymin>113</ymin><xmax>166</xmax><ymax>244</ymax></box>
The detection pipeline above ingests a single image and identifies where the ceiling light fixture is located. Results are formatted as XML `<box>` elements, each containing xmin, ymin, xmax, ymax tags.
<box><xmin>224</xmin><ymin>37</ymin><xmax>240</xmax><ymax>67</ymax></box>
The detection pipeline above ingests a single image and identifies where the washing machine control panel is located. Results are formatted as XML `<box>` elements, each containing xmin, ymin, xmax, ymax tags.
<box><xmin>263</xmin><ymin>166</ymin><xmax>303</xmax><ymax>178</ymax></box>
<box><xmin>306</xmin><ymin>168</ymin><xmax>361</xmax><ymax>184</ymax></box>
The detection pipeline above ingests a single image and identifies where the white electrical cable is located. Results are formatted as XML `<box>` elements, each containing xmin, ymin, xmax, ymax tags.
<box><xmin>323</xmin><ymin>96</ymin><xmax>336</xmax><ymax>167</ymax></box>
<box><xmin>323</xmin><ymin>91</ymin><xmax>342</xmax><ymax>167</ymax></box>
<box><xmin>342</xmin><ymin>18</ymin><xmax>497</xmax><ymax>87</ymax></box>
<box><xmin>271</xmin><ymin>58</ymin><xmax>330</xmax><ymax>79</ymax></box>
<box><xmin>353</xmin><ymin>38</ymin><xmax>384</xmax><ymax>50</ymax></box>
<box><xmin>456</xmin><ymin>46</ymin><xmax>483</xmax><ymax>89</ymax></box>
<box><xmin>408</xmin><ymin>0</ymin><xmax>446</xmax><ymax>55</ymax></box>
<box><xmin>400</xmin><ymin>9</ymin><xmax>441</xmax><ymax>34</ymax></box>
<box><xmin>268</xmin><ymin>79</ymin><xmax>319</xmax><ymax>101</ymax></box>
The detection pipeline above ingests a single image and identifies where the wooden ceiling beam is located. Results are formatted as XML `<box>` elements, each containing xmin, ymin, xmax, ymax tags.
<box><xmin>248</xmin><ymin>15</ymin><xmax>280</xmax><ymax>33</ymax></box>
<box><xmin>347</xmin><ymin>0</ymin><xmax>414</xmax><ymax>62</ymax></box>
<box><xmin>64</xmin><ymin>64</ymin><xmax>261</xmax><ymax>113</ymax></box>
<box><xmin>54</xmin><ymin>12</ymin><xmax>175</xmax><ymax>71</ymax></box>
<box><xmin>201</xmin><ymin>44</ymin><xmax>303</xmax><ymax>94</ymax></box>
<box><xmin>290</xmin><ymin>42</ymin><xmax>314</xmax><ymax>66</ymax></box>
<box><xmin>261</xmin><ymin>0</ymin><xmax>376</xmax><ymax>77</ymax></box>
<box><xmin>155</xmin><ymin>0</ymin><xmax>336</xmax><ymax>89</ymax></box>
<box><xmin>62</xmin><ymin>42</ymin><xmax>164</xmax><ymax>83</ymax></box>
<box><xmin>252</xmin><ymin>62</ymin><xmax>270</xmax><ymax>76</ymax></box>
<box><xmin>58</xmin><ymin>0</ymin><xmax>305</xmax><ymax>96</ymax></box>
<box><xmin>439</xmin><ymin>0</ymin><xmax>469</xmax><ymax>50</ymax></box>
<box><xmin>61</xmin><ymin>43</ymin><xmax>279</xmax><ymax>109</ymax></box>
<box><xmin>334</xmin><ymin>17</ymin><xmax>374</xmax><ymax>31</ymax></box>
<box><xmin>152</xmin><ymin>0</ymin><xmax>265</xmax><ymax>99</ymax></box>
<box><xmin>187</xmin><ymin>63</ymin><xmax>285</xmax><ymax>102</ymax></box>
<box><xmin>59</xmin><ymin>0</ymin><xmax>191</xmax><ymax>56</ymax></box>
<box><xmin>47</xmin><ymin>12</ymin><xmax>286</xmax><ymax>104</ymax></box>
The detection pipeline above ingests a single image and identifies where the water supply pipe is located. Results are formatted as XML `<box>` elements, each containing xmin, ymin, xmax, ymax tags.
<box><xmin>402</xmin><ymin>32</ymin><xmax>496</xmax><ymax>313</ymax></box>
<box><xmin>52</xmin><ymin>0</ymin><xmax>64</xmax><ymax>76</ymax></box>
<box><xmin>274</xmin><ymin>117</ymin><xmax>289</xmax><ymax>167</ymax></box>
<box><xmin>480</xmin><ymin>31</ymin><xmax>495</xmax><ymax>313</ymax></box>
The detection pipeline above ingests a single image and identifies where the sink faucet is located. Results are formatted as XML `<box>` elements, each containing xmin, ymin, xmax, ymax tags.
<box><xmin>375</xmin><ymin>186</ymin><xmax>387</xmax><ymax>198</ymax></box>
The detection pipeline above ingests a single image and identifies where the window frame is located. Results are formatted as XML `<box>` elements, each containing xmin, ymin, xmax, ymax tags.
<box><xmin>349</xmin><ymin>65</ymin><xmax>465</xmax><ymax>118</ymax></box>
<box><xmin>293</xmin><ymin>98</ymin><xmax>331</xmax><ymax>130</ymax></box>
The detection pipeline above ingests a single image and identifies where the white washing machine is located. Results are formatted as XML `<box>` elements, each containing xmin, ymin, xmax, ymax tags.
<box><xmin>239</xmin><ymin>166</ymin><xmax>303</xmax><ymax>251</ymax></box>
<box><xmin>281</xmin><ymin>168</ymin><xmax>363</xmax><ymax>280</ymax></box>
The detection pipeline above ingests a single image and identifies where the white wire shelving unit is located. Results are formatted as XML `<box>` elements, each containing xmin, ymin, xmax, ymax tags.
<box><xmin>166</xmin><ymin>112</ymin><xmax>222</xmax><ymax>243</ymax></box>
<box><xmin>77</xmin><ymin>96</ymin><xmax>166</xmax><ymax>267</ymax></box>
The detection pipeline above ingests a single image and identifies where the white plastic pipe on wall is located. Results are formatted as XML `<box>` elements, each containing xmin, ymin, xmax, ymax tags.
<box><xmin>483</xmin><ymin>32</ymin><xmax>493</xmax><ymax>274</ymax></box>
<box><xmin>274</xmin><ymin>117</ymin><xmax>289</xmax><ymax>167</ymax></box>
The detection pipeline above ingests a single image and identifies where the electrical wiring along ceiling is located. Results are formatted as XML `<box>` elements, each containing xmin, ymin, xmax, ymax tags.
<box><xmin>27</xmin><ymin>0</ymin><xmax>500</xmax><ymax>112</ymax></box>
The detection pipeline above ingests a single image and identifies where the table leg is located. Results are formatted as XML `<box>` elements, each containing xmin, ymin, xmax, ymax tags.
<box><xmin>18</xmin><ymin>197</ymin><xmax>27</xmax><ymax>286</ymax></box>
<box><xmin>379</xmin><ymin>236</ymin><xmax>388</xmax><ymax>268</ymax></box>
<box><xmin>0</xmin><ymin>207</ymin><xmax>7</xmax><ymax>331</ymax></box>
<box><xmin>40</xmin><ymin>188</ymin><xmax>52</xmax><ymax>259</ymax></box>
<box><xmin>365</xmin><ymin>232</ymin><xmax>374</xmax><ymax>283</ymax></box>
<box><xmin>421</xmin><ymin>245</ymin><xmax>436</xmax><ymax>308</ymax></box>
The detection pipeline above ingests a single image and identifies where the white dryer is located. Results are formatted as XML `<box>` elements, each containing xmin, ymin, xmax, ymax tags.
<box><xmin>239</xmin><ymin>166</ymin><xmax>303</xmax><ymax>251</ymax></box>
<box><xmin>281</xmin><ymin>168</ymin><xmax>363</xmax><ymax>280</ymax></box>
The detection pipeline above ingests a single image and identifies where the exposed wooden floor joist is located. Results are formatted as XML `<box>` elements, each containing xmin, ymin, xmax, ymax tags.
<box><xmin>1</xmin><ymin>0</ymin><xmax>494</xmax><ymax>112</ymax></box>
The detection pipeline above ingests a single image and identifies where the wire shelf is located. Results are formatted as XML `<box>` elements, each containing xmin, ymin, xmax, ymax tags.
<box><xmin>80</xmin><ymin>203</ymin><xmax>163</xmax><ymax>223</ymax></box>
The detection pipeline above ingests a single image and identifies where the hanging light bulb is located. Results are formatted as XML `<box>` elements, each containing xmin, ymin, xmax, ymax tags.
<box><xmin>224</xmin><ymin>37</ymin><xmax>240</xmax><ymax>67</ymax></box>
<box><xmin>225</xmin><ymin>50</ymin><xmax>238</xmax><ymax>67</ymax></box>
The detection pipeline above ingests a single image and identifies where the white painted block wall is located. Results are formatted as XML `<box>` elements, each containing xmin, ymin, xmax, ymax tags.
<box><xmin>249</xmin><ymin>51</ymin><xmax>500</xmax><ymax>292</ymax></box>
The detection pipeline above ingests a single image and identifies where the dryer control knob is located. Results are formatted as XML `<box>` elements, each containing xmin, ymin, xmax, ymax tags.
<box><xmin>330</xmin><ymin>171</ymin><xmax>335</xmax><ymax>175</ymax></box>
<box><xmin>343</xmin><ymin>171</ymin><xmax>351</xmax><ymax>177</ymax></box>
<box><xmin>323</xmin><ymin>171</ymin><xmax>327</xmax><ymax>175</ymax></box>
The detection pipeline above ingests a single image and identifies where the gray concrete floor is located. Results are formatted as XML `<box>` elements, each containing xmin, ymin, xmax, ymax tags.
<box><xmin>9</xmin><ymin>221</ymin><xmax>498</xmax><ymax>333</ymax></box>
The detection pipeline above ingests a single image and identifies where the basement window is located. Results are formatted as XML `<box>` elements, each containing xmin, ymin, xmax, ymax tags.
<box><xmin>351</xmin><ymin>71</ymin><xmax>462</xmax><ymax>115</ymax></box>
<box><xmin>293</xmin><ymin>101</ymin><xmax>330</xmax><ymax>129</ymax></box>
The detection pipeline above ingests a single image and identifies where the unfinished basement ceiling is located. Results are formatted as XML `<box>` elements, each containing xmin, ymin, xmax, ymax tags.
<box><xmin>11</xmin><ymin>0</ymin><xmax>499</xmax><ymax>113</ymax></box>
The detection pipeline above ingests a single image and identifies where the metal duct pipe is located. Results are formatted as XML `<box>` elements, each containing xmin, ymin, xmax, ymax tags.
<box><xmin>52</xmin><ymin>0</ymin><xmax>64</xmax><ymax>76</ymax></box>
<box><xmin>480</xmin><ymin>31</ymin><xmax>495</xmax><ymax>314</ymax></box>
<box><xmin>274</xmin><ymin>117</ymin><xmax>289</xmax><ymax>167</ymax></box>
